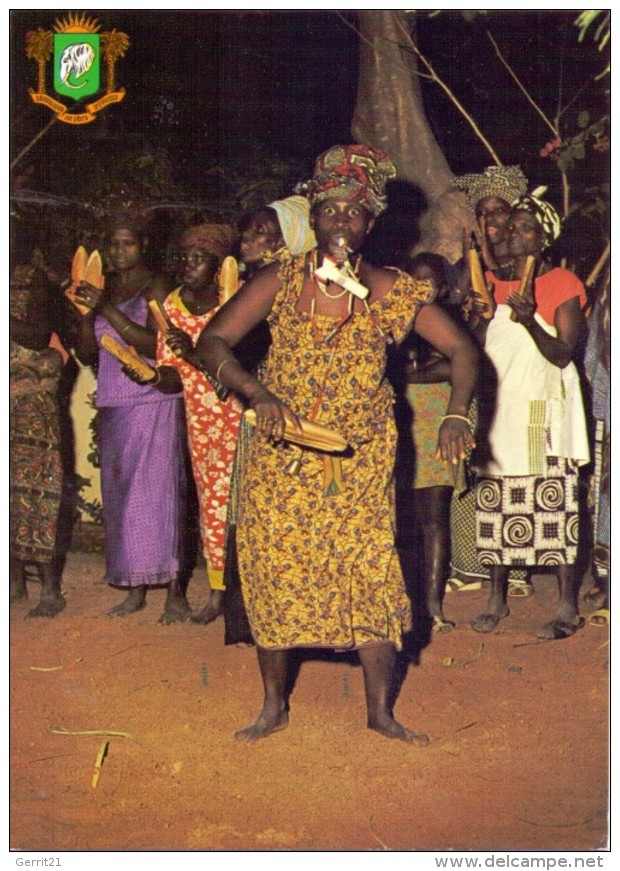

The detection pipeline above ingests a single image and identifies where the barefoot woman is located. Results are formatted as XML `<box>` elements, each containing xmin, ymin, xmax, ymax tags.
<box><xmin>450</xmin><ymin>165</ymin><xmax>532</xmax><ymax>597</ymax></box>
<box><xmin>72</xmin><ymin>212</ymin><xmax>189</xmax><ymax>623</ymax></box>
<box><xmin>10</xmin><ymin>220</ymin><xmax>67</xmax><ymax>618</ymax></box>
<box><xmin>196</xmin><ymin>145</ymin><xmax>478</xmax><ymax>741</ymax></box>
<box><xmin>469</xmin><ymin>194</ymin><xmax>590</xmax><ymax>639</ymax></box>
<box><xmin>145</xmin><ymin>222</ymin><xmax>242</xmax><ymax>625</ymax></box>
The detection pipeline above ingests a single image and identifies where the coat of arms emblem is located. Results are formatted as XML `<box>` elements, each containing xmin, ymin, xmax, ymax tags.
<box><xmin>26</xmin><ymin>12</ymin><xmax>129</xmax><ymax>124</ymax></box>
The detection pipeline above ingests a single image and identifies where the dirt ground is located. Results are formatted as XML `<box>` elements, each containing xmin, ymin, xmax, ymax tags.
<box><xmin>10</xmin><ymin>548</ymin><xmax>609</xmax><ymax>853</ymax></box>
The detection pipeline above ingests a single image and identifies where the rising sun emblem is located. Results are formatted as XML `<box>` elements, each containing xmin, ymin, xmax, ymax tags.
<box><xmin>53</xmin><ymin>12</ymin><xmax>102</xmax><ymax>33</ymax></box>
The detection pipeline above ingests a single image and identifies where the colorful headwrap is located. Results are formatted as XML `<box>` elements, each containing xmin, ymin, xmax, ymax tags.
<box><xmin>511</xmin><ymin>194</ymin><xmax>562</xmax><ymax>249</ymax></box>
<box><xmin>452</xmin><ymin>165</ymin><xmax>528</xmax><ymax>211</ymax></box>
<box><xmin>268</xmin><ymin>195</ymin><xmax>317</xmax><ymax>255</ymax></box>
<box><xmin>295</xmin><ymin>144</ymin><xmax>397</xmax><ymax>217</ymax></box>
<box><xmin>178</xmin><ymin>223</ymin><xmax>236</xmax><ymax>260</ymax></box>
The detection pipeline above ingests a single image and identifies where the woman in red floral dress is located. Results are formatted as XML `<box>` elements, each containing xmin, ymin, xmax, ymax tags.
<box><xmin>128</xmin><ymin>223</ymin><xmax>242</xmax><ymax>624</ymax></box>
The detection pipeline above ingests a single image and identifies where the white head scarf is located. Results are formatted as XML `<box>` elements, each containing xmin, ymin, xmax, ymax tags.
<box><xmin>268</xmin><ymin>195</ymin><xmax>317</xmax><ymax>255</ymax></box>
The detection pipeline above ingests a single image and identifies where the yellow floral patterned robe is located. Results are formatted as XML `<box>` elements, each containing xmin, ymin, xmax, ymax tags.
<box><xmin>237</xmin><ymin>252</ymin><xmax>433</xmax><ymax>650</ymax></box>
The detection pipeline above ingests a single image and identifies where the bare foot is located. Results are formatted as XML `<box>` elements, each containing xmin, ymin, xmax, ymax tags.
<box><xmin>234</xmin><ymin>706</ymin><xmax>289</xmax><ymax>742</ymax></box>
<box><xmin>26</xmin><ymin>594</ymin><xmax>66</xmax><ymax>618</ymax></box>
<box><xmin>159</xmin><ymin>594</ymin><xmax>191</xmax><ymax>625</ymax></box>
<box><xmin>367</xmin><ymin>712</ymin><xmax>430</xmax><ymax>744</ymax></box>
<box><xmin>10</xmin><ymin>583</ymin><xmax>28</xmax><ymax>605</ymax></box>
<box><xmin>536</xmin><ymin>617</ymin><xmax>585</xmax><ymax>641</ymax></box>
<box><xmin>190</xmin><ymin>597</ymin><xmax>222</xmax><ymax>626</ymax></box>
<box><xmin>107</xmin><ymin>589</ymin><xmax>146</xmax><ymax>617</ymax></box>
<box><xmin>10</xmin><ymin>559</ymin><xmax>28</xmax><ymax>604</ymax></box>
<box><xmin>471</xmin><ymin>607</ymin><xmax>509</xmax><ymax>634</ymax></box>
<box><xmin>431</xmin><ymin>614</ymin><xmax>456</xmax><ymax>634</ymax></box>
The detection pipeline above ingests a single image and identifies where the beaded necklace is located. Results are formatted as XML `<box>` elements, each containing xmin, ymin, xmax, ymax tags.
<box><xmin>310</xmin><ymin>294</ymin><xmax>354</xmax><ymax>345</ymax></box>
<box><xmin>315</xmin><ymin>279</ymin><xmax>348</xmax><ymax>300</ymax></box>
<box><xmin>310</xmin><ymin>253</ymin><xmax>394</xmax><ymax>346</ymax></box>
<box><xmin>286</xmin><ymin>252</ymin><xmax>398</xmax><ymax>491</ymax></box>
<box><xmin>308</xmin><ymin>249</ymin><xmax>360</xmax><ymax>345</ymax></box>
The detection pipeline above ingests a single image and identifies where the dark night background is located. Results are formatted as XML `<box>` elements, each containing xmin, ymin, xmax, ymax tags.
<box><xmin>9</xmin><ymin>9</ymin><xmax>609</xmax><ymax>273</ymax></box>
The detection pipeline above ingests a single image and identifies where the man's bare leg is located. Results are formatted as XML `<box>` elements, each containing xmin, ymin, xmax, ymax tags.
<box><xmin>235</xmin><ymin>647</ymin><xmax>289</xmax><ymax>741</ymax></box>
<box><xmin>359</xmin><ymin>643</ymin><xmax>429</xmax><ymax>744</ymax></box>
<box><xmin>421</xmin><ymin>487</ymin><xmax>455</xmax><ymax>629</ymax></box>
<box><xmin>471</xmin><ymin>564</ymin><xmax>510</xmax><ymax>633</ymax></box>
<box><xmin>27</xmin><ymin>562</ymin><xmax>66</xmax><ymax>618</ymax></box>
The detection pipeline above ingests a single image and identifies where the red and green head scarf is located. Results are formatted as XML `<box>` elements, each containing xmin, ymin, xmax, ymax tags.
<box><xmin>295</xmin><ymin>144</ymin><xmax>397</xmax><ymax>217</ymax></box>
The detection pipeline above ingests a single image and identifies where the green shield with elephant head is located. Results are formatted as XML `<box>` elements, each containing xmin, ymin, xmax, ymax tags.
<box><xmin>54</xmin><ymin>34</ymin><xmax>100</xmax><ymax>101</ymax></box>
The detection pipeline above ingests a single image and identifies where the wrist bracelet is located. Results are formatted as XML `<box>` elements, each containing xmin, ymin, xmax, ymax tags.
<box><xmin>440</xmin><ymin>414</ymin><xmax>472</xmax><ymax>428</ymax></box>
<box><xmin>216</xmin><ymin>357</ymin><xmax>237</xmax><ymax>383</ymax></box>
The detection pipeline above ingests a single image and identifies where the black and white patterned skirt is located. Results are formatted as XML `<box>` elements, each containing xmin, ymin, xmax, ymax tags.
<box><xmin>475</xmin><ymin>457</ymin><xmax>579</xmax><ymax>566</ymax></box>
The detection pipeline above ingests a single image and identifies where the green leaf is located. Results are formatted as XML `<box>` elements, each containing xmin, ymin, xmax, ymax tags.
<box><xmin>594</xmin><ymin>13</ymin><xmax>610</xmax><ymax>45</ymax></box>
<box><xmin>577</xmin><ymin>111</ymin><xmax>590</xmax><ymax>129</ymax></box>
<box><xmin>574</xmin><ymin>10</ymin><xmax>603</xmax><ymax>43</ymax></box>
<box><xmin>556</xmin><ymin>152</ymin><xmax>574</xmax><ymax>173</ymax></box>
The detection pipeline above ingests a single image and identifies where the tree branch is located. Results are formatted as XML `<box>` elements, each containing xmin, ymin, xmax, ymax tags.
<box><xmin>486</xmin><ymin>30</ymin><xmax>557</xmax><ymax>137</ymax></box>
<box><xmin>338</xmin><ymin>10</ymin><xmax>503</xmax><ymax>160</ymax></box>
<box><xmin>334</xmin><ymin>10</ymin><xmax>376</xmax><ymax>53</ymax></box>
<box><xmin>395</xmin><ymin>16</ymin><xmax>502</xmax><ymax>165</ymax></box>
<box><xmin>10</xmin><ymin>115</ymin><xmax>58</xmax><ymax>172</ymax></box>
<box><xmin>585</xmin><ymin>241</ymin><xmax>610</xmax><ymax>290</ymax></box>
<box><xmin>334</xmin><ymin>11</ymin><xmax>433</xmax><ymax>80</ymax></box>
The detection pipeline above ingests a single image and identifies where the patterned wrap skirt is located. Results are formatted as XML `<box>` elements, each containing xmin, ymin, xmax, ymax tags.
<box><xmin>476</xmin><ymin>457</ymin><xmax>579</xmax><ymax>566</ymax></box>
<box><xmin>10</xmin><ymin>390</ymin><xmax>62</xmax><ymax>563</ymax></box>
<box><xmin>10</xmin><ymin>343</ymin><xmax>63</xmax><ymax>564</ymax></box>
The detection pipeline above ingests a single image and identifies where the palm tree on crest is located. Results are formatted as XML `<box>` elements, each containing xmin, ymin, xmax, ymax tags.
<box><xmin>26</xmin><ymin>28</ymin><xmax>53</xmax><ymax>94</ymax></box>
<box><xmin>101</xmin><ymin>30</ymin><xmax>130</xmax><ymax>94</ymax></box>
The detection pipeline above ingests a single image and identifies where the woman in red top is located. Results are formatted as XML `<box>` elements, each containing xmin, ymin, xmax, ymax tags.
<box><xmin>469</xmin><ymin>194</ymin><xmax>590</xmax><ymax>640</ymax></box>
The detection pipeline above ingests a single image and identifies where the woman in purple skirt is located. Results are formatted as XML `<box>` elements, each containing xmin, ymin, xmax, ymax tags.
<box><xmin>71</xmin><ymin>212</ymin><xmax>189</xmax><ymax>622</ymax></box>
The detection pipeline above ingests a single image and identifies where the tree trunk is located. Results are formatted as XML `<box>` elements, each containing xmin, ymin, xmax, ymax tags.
<box><xmin>106</xmin><ymin>58</ymin><xmax>115</xmax><ymax>94</ymax></box>
<box><xmin>37</xmin><ymin>62</ymin><xmax>46</xmax><ymax>94</ymax></box>
<box><xmin>351</xmin><ymin>10</ymin><xmax>473</xmax><ymax>263</ymax></box>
